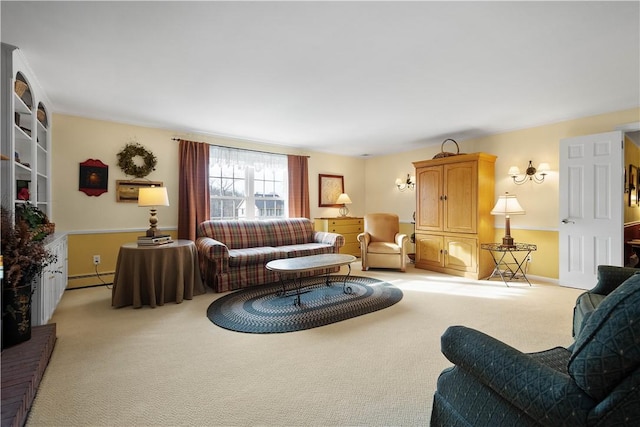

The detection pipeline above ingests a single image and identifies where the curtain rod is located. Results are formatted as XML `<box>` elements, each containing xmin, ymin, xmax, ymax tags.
<box><xmin>171</xmin><ymin>138</ymin><xmax>310</xmax><ymax>158</ymax></box>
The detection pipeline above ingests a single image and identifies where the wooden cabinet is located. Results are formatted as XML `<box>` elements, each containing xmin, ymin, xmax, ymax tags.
<box><xmin>413</xmin><ymin>153</ymin><xmax>496</xmax><ymax>279</ymax></box>
<box><xmin>314</xmin><ymin>217</ymin><xmax>364</xmax><ymax>257</ymax></box>
<box><xmin>1</xmin><ymin>44</ymin><xmax>52</xmax><ymax>217</ymax></box>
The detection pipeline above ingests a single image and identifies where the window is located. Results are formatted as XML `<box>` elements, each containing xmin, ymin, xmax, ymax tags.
<box><xmin>209</xmin><ymin>146</ymin><xmax>287</xmax><ymax>219</ymax></box>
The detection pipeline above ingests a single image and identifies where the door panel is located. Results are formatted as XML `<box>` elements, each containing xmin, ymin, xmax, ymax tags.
<box><xmin>445</xmin><ymin>236</ymin><xmax>477</xmax><ymax>273</ymax></box>
<box><xmin>415</xmin><ymin>234</ymin><xmax>443</xmax><ymax>269</ymax></box>
<box><xmin>416</xmin><ymin>166</ymin><xmax>443</xmax><ymax>231</ymax></box>
<box><xmin>559</xmin><ymin>131</ymin><xmax>623</xmax><ymax>289</ymax></box>
<box><xmin>444</xmin><ymin>162</ymin><xmax>477</xmax><ymax>233</ymax></box>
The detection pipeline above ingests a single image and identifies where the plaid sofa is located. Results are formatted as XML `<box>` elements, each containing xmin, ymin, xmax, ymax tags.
<box><xmin>196</xmin><ymin>218</ymin><xmax>345</xmax><ymax>292</ymax></box>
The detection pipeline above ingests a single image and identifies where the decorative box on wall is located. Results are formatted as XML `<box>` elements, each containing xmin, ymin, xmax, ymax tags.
<box><xmin>314</xmin><ymin>217</ymin><xmax>364</xmax><ymax>257</ymax></box>
<box><xmin>412</xmin><ymin>153</ymin><xmax>496</xmax><ymax>280</ymax></box>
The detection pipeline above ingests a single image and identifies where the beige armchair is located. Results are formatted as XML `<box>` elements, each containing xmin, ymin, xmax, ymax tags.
<box><xmin>357</xmin><ymin>213</ymin><xmax>408</xmax><ymax>272</ymax></box>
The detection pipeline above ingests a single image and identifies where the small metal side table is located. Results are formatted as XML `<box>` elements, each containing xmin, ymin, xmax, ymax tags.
<box><xmin>481</xmin><ymin>243</ymin><xmax>537</xmax><ymax>286</ymax></box>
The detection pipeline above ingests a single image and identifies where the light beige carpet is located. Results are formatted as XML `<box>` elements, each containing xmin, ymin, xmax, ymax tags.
<box><xmin>26</xmin><ymin>263</ymin><xmax>584</xmax><ymax>426</ymax></box>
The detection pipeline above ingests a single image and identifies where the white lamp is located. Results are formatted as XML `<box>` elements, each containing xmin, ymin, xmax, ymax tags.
<box><xmin>138</xmin><ymin>186</ymin><xmax>170</xmax><ymax>237</ymax></box>
<box><xmin>490</xmin><ymin>192</ymin><xmax>525</xmax><ymax>247</ymax></box>
<box><xmin>335</xmin><ymin>193</ymin><xmax>352</xmax><ymax>217</ymax></box>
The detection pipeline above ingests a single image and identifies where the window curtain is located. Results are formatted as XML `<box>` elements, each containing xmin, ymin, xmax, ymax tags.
<box><xmin>287</xmin><ymin>154</ymin><xmax>310</xmax><ymax>218</ymax></box>
<box><xmin>210</xmin><ymin>145</ymin><xmax>287</xmax><ymax>171</ymax></box>
<box><xmin>178</xmin><ymin>139</ymin><xmax>210</xmax><ymax>241</ymax></box>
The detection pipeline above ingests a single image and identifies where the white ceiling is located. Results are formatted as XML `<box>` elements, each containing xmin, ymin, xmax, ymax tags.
<box><xmin>2</xmin><ymin>1</ymin><xmax>639</xmax><ymax>157</ymax></box>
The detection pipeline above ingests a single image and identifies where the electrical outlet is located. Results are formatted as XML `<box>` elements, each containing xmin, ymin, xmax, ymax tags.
<box><xmin>527</xmin><ymin>254</ymin><xmax>532</xmax><ymax>263</ymax></box>
<box><xmin>93</xmin><ymin>255</ymin><xmax>101</xmax><ymax>265</ymax></box>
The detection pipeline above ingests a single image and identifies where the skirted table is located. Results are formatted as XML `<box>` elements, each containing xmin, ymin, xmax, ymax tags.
<box><xmin>112</xmin><ymin>239</ymin><xmax>206</xmax><ymax>308</ymax></box>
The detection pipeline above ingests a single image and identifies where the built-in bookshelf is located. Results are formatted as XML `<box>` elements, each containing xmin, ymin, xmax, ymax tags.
<box><xmin>1</xmin><ymin>43</ymin><xmax>67</xmax><ymax>326</ymax></box>
<box><xmin>1</xmin><ymin>43</ymin><xmax>52</xmax><ymax>216</ymax></box>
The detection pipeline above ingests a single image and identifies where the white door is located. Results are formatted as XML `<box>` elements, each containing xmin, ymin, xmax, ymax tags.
<box><xmin>559</xmin><ymin>131</ymin><xmax>623</xmax><ymax>289</ymax></box>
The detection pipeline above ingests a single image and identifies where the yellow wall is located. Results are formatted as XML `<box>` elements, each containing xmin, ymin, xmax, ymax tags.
<box><xmin>52</xmin><ymin>114</ymin><xmax>366</xmax><ymax>287</ymax></box>
<box><xmin>67</xmin><ymin>231</ymin><xmax>177</xmax><ymax>288</ymax></box>
<box><xmin>53</xmin><ymin>108</ymin><xmax>640</xmax><ymax>287</ymax></box>
<box><xmin>365</xmin><ymin>108</ymin><xmax>639</xmax><ymax>279</ymax></box>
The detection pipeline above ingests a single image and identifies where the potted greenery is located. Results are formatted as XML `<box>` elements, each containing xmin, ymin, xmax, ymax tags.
<box><xmin>15</xmin><ymin>201</ymin><xmax>55</xmax><ymax>241</ymax></box>
<box><xmin>1</xmin><ymin>206</ymin><xmax>56</xmax><ymax>349</ymax></box>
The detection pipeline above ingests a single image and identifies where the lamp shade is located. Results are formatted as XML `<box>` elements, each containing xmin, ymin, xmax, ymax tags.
<box><xmin>336</xmin><ymin>193</ymin><xmax>352</xmax><ymax>205</ymax></box>
<box><xmin>537</xmin><ymin>162</ymin><xmax>551</xmax><ymax>173</ymax></box>
<box><xmin>507</xmin><ymin>166</ymin><xmax>521</xmax><ymax>176</ymax></box>
<box><xmin>490</xmin><ymin>193</ymin><xmax>525</xmax><ymax>216</ymax></box>
<box><xmin>138</xmin><ymin>186</ymin><xmax>170</xmax><ymax>207</ymax></box>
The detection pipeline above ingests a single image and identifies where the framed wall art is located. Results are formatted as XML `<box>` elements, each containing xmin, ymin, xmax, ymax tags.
<box><xmin>79</xmin><ymin>159</ymin><xmax>109</xmax><ymax>196</ymax></box>
<box><xmin>318</xmin><ymin>174</ymin><xmax>344</xmax><ymax>207</ymax></box>
<box><xmin>629</xmin><ymin>164</ymin><xmax>638</xmax><ymax>207</ymax></box>
<box><xmin>116</xmin><ymin>180</ymin><xmax>163</xmax><ymax>203</ymax></box>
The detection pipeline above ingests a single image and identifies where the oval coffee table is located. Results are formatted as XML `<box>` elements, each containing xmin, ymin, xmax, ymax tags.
<box><xmin>266</xmin><ymin>253</ymin><xmax>356</xmax><ymax>306</ymax></box>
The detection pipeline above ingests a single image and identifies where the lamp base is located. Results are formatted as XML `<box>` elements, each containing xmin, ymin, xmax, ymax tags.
<box><xmin>146</xmin><ymin>208</ymin><xmax>159</xmax><ymax>237</ymax></box>
<box><xmin>338</xmin><ymin>206</ymin><xmax>349</xmax><ymax>217</ymax></box>
<box><xmin>501</xmin><ymin>236</ymin><xmax>515</xmax><ymax>248</ymax></box>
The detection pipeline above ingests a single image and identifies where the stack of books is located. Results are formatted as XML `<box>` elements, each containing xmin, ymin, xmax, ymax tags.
<box><xmin>137</xmin><ymin>234</ymin><xmax>173</xmax><ymax>246</ymax></box>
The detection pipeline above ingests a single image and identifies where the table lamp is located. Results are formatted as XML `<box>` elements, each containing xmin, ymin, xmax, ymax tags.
<box><xmin>490</xmin><ymin>192</ymin><xmax>525</xmax><ymax>247</ymax></box>
<box><xmin>138</xmin><ymin>186</ymin><xmax>170</xmax><ymax>237</ymax></box>
<box><xmin>336</xmin><ymin>193</ymin><xmax>352</xmax><ymax>217</ymax></box>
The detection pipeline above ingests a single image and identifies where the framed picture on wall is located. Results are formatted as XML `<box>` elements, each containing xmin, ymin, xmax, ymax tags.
<box><xmin>318</xmin><ymin>174</ymin><xmax>344</xmax><ymax>207</ymax></box>
<box><xmin>629</xmin><ymin>164</ymin><xmax>638</xmax><ymax>207</ymax></box>
<box><xmin>636</xmin><ymin>166</ymin><xmax>640</xmax><ymax>208</ymax></box>
<box><xmin>116</xmin><ymin>180</ymin><xmax>163</xmax><ymax>203</ymax></box>
<box><xmin>79</xmin><ymin>159</ymin><xmax>109</xmax><ymax>197</ymax></box>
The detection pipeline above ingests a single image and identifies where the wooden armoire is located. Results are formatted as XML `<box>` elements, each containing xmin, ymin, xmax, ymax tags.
<box><xmin>412</xmin><ymin>153</ymin><xmax>496</xmax><ymax>279</ymax></box>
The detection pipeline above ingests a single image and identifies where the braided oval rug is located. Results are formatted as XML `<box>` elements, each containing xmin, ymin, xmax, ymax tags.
<box><xmin>206</xmin><ymin>275</ymin><xmax>403</xmax><ymax>333</ymax></box>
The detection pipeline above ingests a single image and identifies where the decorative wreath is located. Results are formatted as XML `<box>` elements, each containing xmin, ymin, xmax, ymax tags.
<box><xmin>117</xmin><ymin>142</ymin><xmax>157</xmax><ymax>178</ymax></box>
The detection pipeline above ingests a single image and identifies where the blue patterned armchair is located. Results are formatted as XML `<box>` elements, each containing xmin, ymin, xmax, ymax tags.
<box><xmin>431</xmin><ymin>273</ymin><xmax>640</xmax><ymax>426</ymax></box>
<box><xmin>573</xmin><ymin>265</ymin><xmax>638</xmax><ymax>338</ymax></box>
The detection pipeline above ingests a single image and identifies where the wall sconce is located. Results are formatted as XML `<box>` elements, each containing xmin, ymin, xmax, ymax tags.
<box><xmin>508</xmin><ymin>160</ymin><xmax>550</xmax><ymax>185</ymax></box>
<box><xmin>395</xmin><ymin>174</ymin><xmax>415</xmax><ymax>191</ymax></box>
<box><xmin>335</xmin><ymin>193</ymin><xmax>352</xmax><ymax>217</ymax></box>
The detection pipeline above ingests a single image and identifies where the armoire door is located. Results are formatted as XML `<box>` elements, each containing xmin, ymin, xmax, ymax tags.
<box><xmin>444</xmin><ymin>161</ymin><xmax>477</xmax><ymax>234</ymax></box>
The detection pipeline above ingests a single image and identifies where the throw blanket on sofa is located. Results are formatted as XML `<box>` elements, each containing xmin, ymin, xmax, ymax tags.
<box><xmin>196</xmin><ymin>218</ymin><xmax>345</xmax><ymax>292</ymax></box>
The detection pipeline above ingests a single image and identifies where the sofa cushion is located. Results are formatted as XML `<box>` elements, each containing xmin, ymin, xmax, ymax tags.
<box><xmin>367</xmin><ymin>242</ymin><xmax>401</xmax><ymax>254</ymax></box>
<box><xmin>228</xmin><ymin>247</ymin><xmax>283</xmax><ymax>268</ymax></box>
<box><xmin>573</xmin><ymin>292</ymin><xmax>607</xmax><ymax>337</ymax></box>
<box><xmin>267</xmin><ymin>218</ymin><xmax>315</xmax><ymax>247</ymax></box>
<box><xmin>591</xmin><ymin>265</ymin><xmax>640</xmax><ymax>295</ymax></box>
<box><xmin>279</xmin><ymin>243</ymin><xmax>334</xmax><ymax>258</ymax></box>
<box><xmin>568</xmin><ymin>274</ymin><xmax>640</xmax><ymax>401</ymax></box>
<box><xmin>199</xmin><ymin>220</ymin><xmax>269</xmax><ymax>249</ymax></box>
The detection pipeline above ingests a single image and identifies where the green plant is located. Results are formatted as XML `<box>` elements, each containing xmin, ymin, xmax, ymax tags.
<box><xmin>1</xmin><ymin>206</ymin><xmax>56</xmax><ymax>289</ymax></box>
<box><xmin>15</xmin><ymin>202</ymin><xmax>52</xmax><ymax>241</ymax></box>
